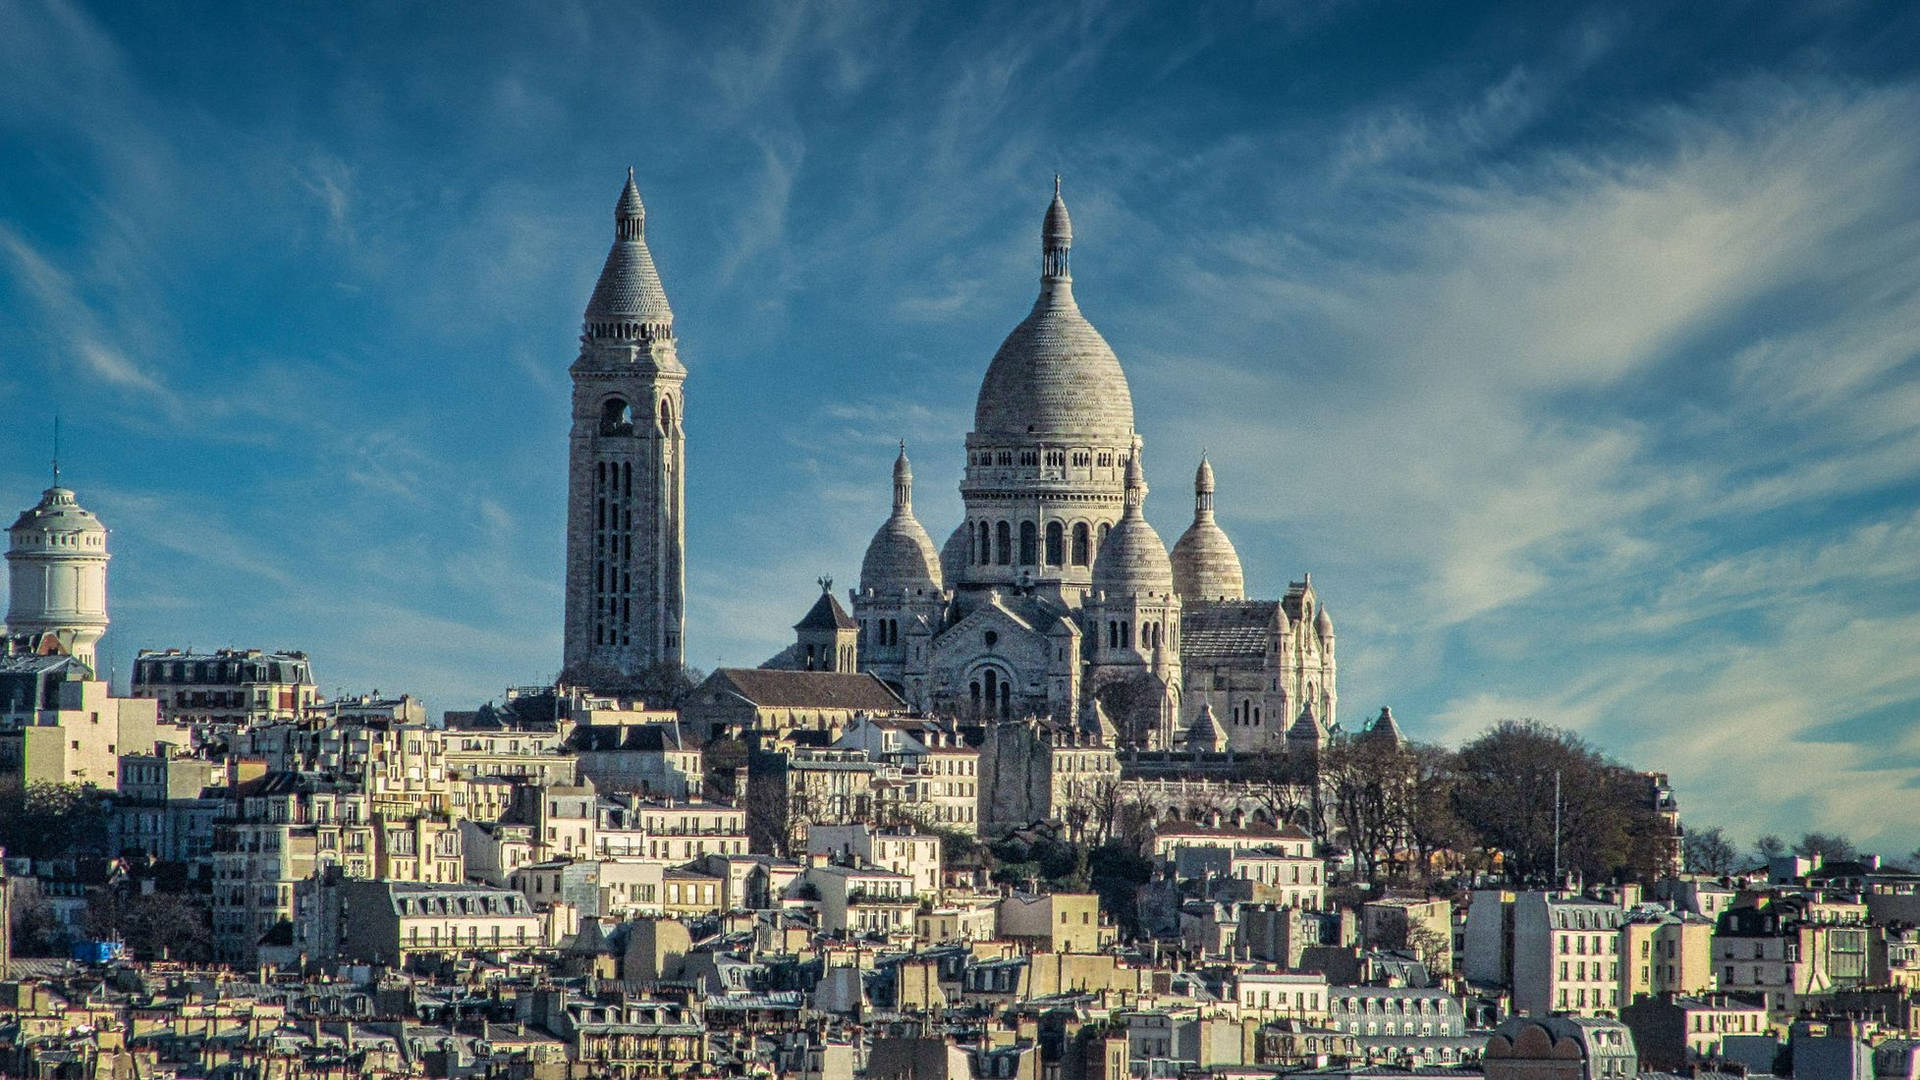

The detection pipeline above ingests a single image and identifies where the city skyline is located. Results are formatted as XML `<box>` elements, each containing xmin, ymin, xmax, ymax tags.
<box><xmin>3</xmin><ymin>1</ymin><xmax>1919</xmax><ymax>851</ymax></box>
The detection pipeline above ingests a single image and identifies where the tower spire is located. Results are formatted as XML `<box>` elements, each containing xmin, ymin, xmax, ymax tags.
<box><xmin>1193</xmin><ymin>454</ymin><xmax>1214</xmax><ymax>521</ymax></box>
<box><xmin>616</xmin><ymin>166</ymin><xmax>645</xmax><ymax>240</ymax></box>
<box><xmin>892</xmin><ymin>442</ymin><xmax>913</xmax><ymax>513</ymax></box>
<box><xmin>1042</xmin><ymin>177</ymin><xmax>1072</xmax><ymax>283</ymax></box>
<box><xmin>1122</xmin><ymin>435</ymin><xmax>1146</xmax><ymax>516</ymax></box>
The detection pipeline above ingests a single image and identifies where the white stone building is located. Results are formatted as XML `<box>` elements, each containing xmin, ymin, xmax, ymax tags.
<box><xmin>847</xmin><ymin>183</ymin><xmax>1336</xmax><ymax>752</ymax></box>
<box><xmin>5</xmin><ymin>484</ymin><xmax>110</xmax><ymax>672</ymax></box>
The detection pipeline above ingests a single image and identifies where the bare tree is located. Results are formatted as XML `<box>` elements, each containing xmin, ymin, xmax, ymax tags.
<box><xmin>1683</xmin><ymin>825</ymin><xmax>1740</xmax><ymax>876</ymax></box>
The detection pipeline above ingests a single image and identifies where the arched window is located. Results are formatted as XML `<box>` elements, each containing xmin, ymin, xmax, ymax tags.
<box><xmin>995</xmin><ymin>522</ymin><xmax>1012</xmax><ymax>565</ymax></box>
<box><xmin>977</xmin><ymin>521</ymin><xmax>990</xmax><ymax>563</ymax></box>
<box><xmin>970</xmin><ymin>681</ymin><xmax>982</xmax><ymax>716</ymax></box>
<box><xmin>601</xmin><ymin>398</ymin><xmax>634</xmax><ymax>435</ymax></box>
<box><xmin>659</xmin><ymin>396</ymin><xmax>674</xmax><ymax>434</ymax></box>
<box><xmin>1045</xmin><ymin>522</ymin><xmax>1064</xmax><ymax>566</ymax></box>
<box><xmin>1071</xmin><ymin>523</ymin><xmax>1090</xmax><ymax>565</ymax></box>
<box><xmin>983</xmin><ymin>669</ymin><xmax>998</xmax><ymax>712</ymax></box>
<box><xmin>1097</xmin><ymin>522</ymin><xmax>1110</xmax><ymax>550</ymax></box>
<box><xmin>1019</xmin><ymin>521</ymin><xmax>1037</xmax><ymax>566</ymax></box>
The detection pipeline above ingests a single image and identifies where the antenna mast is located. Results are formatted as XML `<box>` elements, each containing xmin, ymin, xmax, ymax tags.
<box><xmin>1553</xmin><ymin>769</ymin><xmax>1563</xmax><ymax>886</ymax></box>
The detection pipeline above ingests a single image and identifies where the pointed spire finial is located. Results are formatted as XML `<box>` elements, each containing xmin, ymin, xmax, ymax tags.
<box><xmin>1042</xmin><ymin>176</ymin><xmax>1072</xmax><ymax>282</ymax></box>
<box><xmin>615</xmin><ymin>168</ymin><xmax>646</xmax><ymax>239</ymax></box>
<box><xmin>51</xmin><ymin>412</ymin><xmax>61</xmax><ymax>487</ymax></box>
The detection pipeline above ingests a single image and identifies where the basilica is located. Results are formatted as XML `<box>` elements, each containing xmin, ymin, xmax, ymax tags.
<box><xmin>562</xmin><ymin>173</ymin><xmax>1337</xmax><ymax>752</ymax></box>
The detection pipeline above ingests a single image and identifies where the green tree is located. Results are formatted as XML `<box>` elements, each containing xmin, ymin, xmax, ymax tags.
<box><xmin>0</xmin><ymin>778</ymin><xmax>108</xmax><ymax>860</ymax></box>
<box><xmin>560</xmin><ymin>661</ymin><xmax>707</xmax><ymax>708</ymax></box>
<box><xmin>84</xmin><ymin>889</ymin><xmax>213</xmax><ymax>963</ymax></box>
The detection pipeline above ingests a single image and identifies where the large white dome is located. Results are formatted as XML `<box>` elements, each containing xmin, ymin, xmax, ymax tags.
<box><xmin>972</xmin><ymin>184</ymin><xmax>1134</xmax><ymax>442</ymax></box>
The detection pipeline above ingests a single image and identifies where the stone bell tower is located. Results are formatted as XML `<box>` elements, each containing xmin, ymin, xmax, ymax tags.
<box><xmin>563</xmin><ymin>169</ymin><xmax>686</xmax><ymax>682</ymax></box>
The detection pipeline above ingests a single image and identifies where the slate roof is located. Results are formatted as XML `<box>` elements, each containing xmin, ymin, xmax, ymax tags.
<box><xmin>566</xmin><ymin>723</ymin><xmax>685</xmax><ymax>752</ymax></box>
<box><xmin>794</xmin><ymin>590</ymin><xmax>856</xmax><ymax>631</ymax></box>
<box><xmin>1181</xmin><ymin>600</ymin><xmax>1280</xmax><ymax>661</ymax></box>
<box><xmin>708</xmin><ymin>669</ymin><xmax>905</xmax><ymax>712</ymax></box>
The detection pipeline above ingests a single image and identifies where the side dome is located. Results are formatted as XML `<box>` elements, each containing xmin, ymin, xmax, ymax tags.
<box><xmin>939</xmin><ymin>524</ymin><xmax>969</xmax><ymax>586</ymax></box>
<box><xmin>1092</xmin><ymin>441</ymin><xmax>1173</xmax><ymax>594</ymax></box>
<box><xmin>1171</xmin><ymin>456</ymin><xmax>1245</xmax><ymax>600</ymax></box>
<box><xmin>973</xmin><ymin>181</ymin><xmax>1134</xmax><ymax>442</ymax></box>
<box><xmin>859</xmin><ymin>445</ymin><xmax>943</xmax><ymax>594</ymax></box>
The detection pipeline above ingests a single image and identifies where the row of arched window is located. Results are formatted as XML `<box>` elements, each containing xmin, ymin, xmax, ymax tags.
<box><xmin>1100</xmin><ymin>617</ymin><xmax>1174</xmax><ymax>651</ymax></box>
<box><xmin>599</xmin><ymin>396</ymin><xmax>676</xmax><ymax>437</ymax></box>
<box><xmin>591</xmin><ymin>459</ymin><xmax>634</xmax><ymax>648</ymax></box>
<box><xmin>969</xmin><ymin>519</ymin><xmax>1109</xmax><ymax>568</ymax></box>
<box><xmin>968</xmin><ymin>448</ymin><xmax>1116</xmax><ymax>469</ymax></box>
<box><xmin>588</xmin><ymin>320</ymin><xmax>668</xmax><ymax>343</ymax></box>
<box><xmin>969</xmin><ymin>668</ymin><xmax>1015</xmax><ymax>719</ymax></box>
<box><xmin>863</xmin><ymin>619</ymin><xmax>900</xmax><ymax>647</ymax></box>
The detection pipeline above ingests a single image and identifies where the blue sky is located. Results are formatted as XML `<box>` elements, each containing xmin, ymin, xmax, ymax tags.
<box><xmin>4</xmin><ymin>0</ymin><xmax>1918</xmax><ymax>852</ymax></box>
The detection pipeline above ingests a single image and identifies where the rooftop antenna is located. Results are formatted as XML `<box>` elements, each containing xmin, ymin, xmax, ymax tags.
<box><xmin>1553</xmin><ymin>769</ymin><xmax>1563</xmax><ymax>887</ymax></box>
<box><xmin>51</xmin><ymin>413</ymin><xmax>61</xmax><ymax>486</ymax></box>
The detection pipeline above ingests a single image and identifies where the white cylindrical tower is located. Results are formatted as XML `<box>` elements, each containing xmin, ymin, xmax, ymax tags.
<box><xmin>6</xmin><ymin>486</ymin><xmax>110</xmax><ymax>672</ymax></box>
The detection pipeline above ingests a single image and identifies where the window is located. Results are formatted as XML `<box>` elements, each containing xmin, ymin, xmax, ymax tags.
<box><xmin>1071</xmin><ymin>523</ymin><xmax>1090</xmax><ymax>565</ymax></box>
<box><xmin>1045</xmin><ymin>522</ymin><xmax>1064</xmax><ymax>566</ymax></box>
<box><xmin>996</xmin><ymin>522</ymin><xmax>1012</xmax><ymax>565</ymax></box>
<box><xmin>1019</xmin><ymin>521</ymin><xmax>1037</xmax><ymax>565</ymax></box>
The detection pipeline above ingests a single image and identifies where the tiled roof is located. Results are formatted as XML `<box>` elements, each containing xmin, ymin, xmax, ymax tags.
<box><xmin>708</xmin><ymin>669</ymin><xmax>905</xmax><ymax>711</ymax></box>
<box><xmin>1181</xmin><ymin>601</ymin><xmax>1279</xmax><ymax>660</ymax></box>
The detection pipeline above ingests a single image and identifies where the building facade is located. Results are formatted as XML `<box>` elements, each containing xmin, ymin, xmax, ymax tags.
<box><xmin>131</xmin><ymin>648</ymin><xmax>317</xmax><ymax>730</ymax></box>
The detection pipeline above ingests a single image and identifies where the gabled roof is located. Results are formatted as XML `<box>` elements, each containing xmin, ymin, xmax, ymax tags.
<box><xmin>707</xmin><ymin>669</ymin><xmax>906</xmax><ymax>711</ymax></box>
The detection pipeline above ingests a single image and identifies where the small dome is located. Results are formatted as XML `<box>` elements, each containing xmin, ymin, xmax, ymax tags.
<box><xmin>1092</xmin><ymin>442</ymin><xmax>1173</xmax><ymax>595</ymax></box>
<box><xmin>860</xmin><ymin>446</ymin><xmax>943</xmax><ymax>594</ymax></box>
<box><xmin>1171</xmin><ymin>456</ymin><xmax>1244</xmax><ymax>600</ymax></box>
<box><xmin>973</xmin><ymin>182</ymin><xmax>1134</xmax><ymax>442</ymax></box>
<box><xmin>1172</xmin><ymin>525</ymin><xmax>1243</xmax><ymax>600</ymax></box>
<box><xmin>1043</xmin><ymin>175</ymin><xmax>1071</xmax><ymax>247</ymax></box>
<box><xmin>1315</xmin><ymin>603</ymin><xmax>1334</xmax><ymax>638</ymax></box>
<box><xmin>10</xmin><ymin>487</ymin><xmax>107</xmax><ymax>538</ymax></box>
<box><xmin>858</xmin><ymin>521</ymin><xmax>940</xmax><ymax>594</ymax></box>
<box><xmin>939</xmin><ymin>524</ymin><xmax>969</xmax><ymax>585</ymax></box>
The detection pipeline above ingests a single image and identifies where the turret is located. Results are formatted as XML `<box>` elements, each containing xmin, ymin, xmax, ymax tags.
<box><xmin>1171</xmin><ymin>455</ymin><xmax>1245</xmax><ymax>600</ymax></box>
<box><xmin>6</xmin><ymin>484</ymin><xmax>110</xmax><ymax>673</ymax></box>
<box><xmin>794</xmin><ymin>578</ymin><xmax>858</xmax><ymax>672</ymax></box>
<box><xmin>858</xmin><ymin>444</ymin><xmax>942</xmax><ymax>595</ymax></box>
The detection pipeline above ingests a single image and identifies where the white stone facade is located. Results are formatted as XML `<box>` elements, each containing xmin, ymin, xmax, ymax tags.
<box><xmin>5</xmin><ymin>485</ymin><xmax>110</xmax><ymax>672</ymax></box>
<box><xmin>850</xmin><ymin>183</ymin><xmax>1337</xmax><ymax>750</ymax></box>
